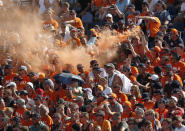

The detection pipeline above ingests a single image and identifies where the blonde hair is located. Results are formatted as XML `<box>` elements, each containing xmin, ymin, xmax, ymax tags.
<box><xmin>131</xmin><ymin>85</ymin><xmax>141</xmax><ymax>99</ymax></box>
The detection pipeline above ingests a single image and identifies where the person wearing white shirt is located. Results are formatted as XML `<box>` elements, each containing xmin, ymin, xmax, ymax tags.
<box><xmin>174</xmin><ymin>116</ymin><xmax>185</xmax><ymax>131</ymax></box>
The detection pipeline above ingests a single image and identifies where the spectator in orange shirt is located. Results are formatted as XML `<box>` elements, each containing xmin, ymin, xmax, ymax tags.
<box><xmin>137</xmin><ymin>12</ymin><xmax>161</xmax><ymax>39</ymax></box>
<box><xmin>155</xmin><ymin>98</ymin><xmax>168</xmax><ymax>123</ymax></box>
<box><xmin>18</xmin><ymin>66</ymin><xmax>30</xmax><ymax>91</ymax></box>
<box><xmin>43</xmin><ymin>13</ymin><xmax>58</xmax><ymax>31</ymax></box>
<box><xmin>43</xmin><ymin>79</ymin><xmax>56</xmax><ymax>106</ymax></box>
<box><xmin>14</xmin><ymin>98</ymin><xmax>27</xmax><ymax>118</ymax></box>
<box><xmin>4</xmin><ymin>64</ymin><xmax>17</xmax><ymax>85</ymax></box>
<box><xmin>25</xmin><ymin>82</ymin><xmax>36</xmax><ymax>99</ymax></box>
<box><xmin>21</xmin><ymin>110</ymin><xmax>33</xmax><ymax>127</ymax></box>
<box><xmin>122</xmin><ymin>101</ymin><xmax>135</xmax><ymax>121</ymax></box>
<box><xmin>66</xmin><ymin>29</ymin><xmax>82</xmax><ymax>47</ymax></box>
<box><xmin>93</xmin><ymin>110</ymin><xmax>111</xmax><ymax>131</ymax></box>
<box><xmin>64</xmin><ymin>10</ymin><xmax>84</xmax><ymax>29</ymax></box>
<box><xmin>40</xmin><ymin>105</ymin><xmax>53</xmax><ymax>129</ymax></box>
<box><xmin>112</xmin><ymin>84</ymin><xmax>128</xmax><ymax>104</ymax></box>
<box><xmin>142</xmin><ymin>93</ymin><xmax>155</xmax><ymax>110</ymax></box>
<box><xmin>171</xmin><ymin>52</ymin><xmax>185</xmax><ymax>77</ymax></box>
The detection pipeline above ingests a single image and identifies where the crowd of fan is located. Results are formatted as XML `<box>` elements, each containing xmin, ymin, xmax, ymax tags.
<box><xmin>0</xmin><ymin>0</ymin><xmax>185</xmax><ymax>131</ymax></box>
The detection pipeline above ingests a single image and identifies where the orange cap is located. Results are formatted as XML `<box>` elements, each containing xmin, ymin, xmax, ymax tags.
<box><xmin>97</xmin><ymin>85</ymin><xmax>103</xmax><ymax>91</ymax></box>
<box><xmin>154</xmin><ymin>46</ymin><xmax>161</xmax><ymax>53</ymax></box>
<box><xmin>38</xmin><ymin>72</ymin><xmax>45</xmax><ymax>79</ymax></box>
<box><xmin>171</xmin><ymin>28</ymin><xmax>179</xmax><ymax>36</ymax></box>
<box><xmin>124</xmin><ymin>101</ymin><xmax>132</xmax><ymax>110</ymax></box>
<box><xmin>110</xmin><ymin>93</ymin><xmax>117</xmax><ymax>99</ymax></box>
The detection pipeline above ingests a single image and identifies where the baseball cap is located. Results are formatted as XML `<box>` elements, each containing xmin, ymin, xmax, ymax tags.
<box><xmin>6</xmin><ymin>82</ymin><xmax>16</xmax><ymax>88</ymax></box>
<box><xmin>19</xmin><ymin>65</ymin><xmax>27</xmax><ymax>72</ymax></box>
<box><xmin>104</xmin><ymin>63</ymin><xmax>115</xmax><ymax>69</ymax></box>
<box><xmin>16</xmin><ymin>98</ymin><xmax>26</xmax><ymax>108</ymax></box>
<box><xmin>171</xmin><ymin>96</ymin><xmax>178</xmax><ymax>103</ymax></box>
<box><xmin>26</xmin><ymin>82</ymin><xmax>33</xmax><ymax>89</ymax></box>
<box><xmin>106</xmin><ymin>13</ymin><xmax>112</xmax><ymax>18</ymax></box>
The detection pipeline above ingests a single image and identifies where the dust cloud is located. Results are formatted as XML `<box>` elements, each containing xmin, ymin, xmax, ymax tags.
<box><xmin>0</xmin><ymin>5</ymin><xmax>140</xmax><ymax>72</ymax></box>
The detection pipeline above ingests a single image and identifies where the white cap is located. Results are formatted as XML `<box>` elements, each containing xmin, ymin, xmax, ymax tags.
<box><xmin>6</xmin><ymin>82</ymin><xmax>17</xmax><ymax>88</ymax></box>
<box><xmin>0</xmin><ymin>85</ymin><xmax>3</xmax><ymax>89</ymax></box>
<box><xmin>19</xmin><ymin>65</ymin><xmax>27</xmax><ymax>72</ymax></box>
<box><xmin>171</xmin><ymin>96</ymin><xmax>178</xmax><ymax>103</ymax></box>
<box><xmin>26</xmin><ymin>82</ymin><xmax>33</xmax><ymax>89</ymax></box>
<box><xmin>106</xmin><ymin>13</ymin><xmax>112</xmax><ymax>18</ymax></box>
<box><xmin>151</xmin><ymin>74</ymin><xmax>159</xmax><ymax>81</ymax></box>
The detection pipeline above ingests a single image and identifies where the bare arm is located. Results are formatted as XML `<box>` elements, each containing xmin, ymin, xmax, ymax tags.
<box><xmin>136</xmin><ymin>16</ymin><xmax>157</xmax><ymax>22</ymax></box>
<box><xmin>127</xmin><ymin>39</ymin><xmax>137</xmax><ymax>58</ymax></box>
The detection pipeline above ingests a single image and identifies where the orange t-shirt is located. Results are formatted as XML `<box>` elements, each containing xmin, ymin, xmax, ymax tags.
<box><xmin>146</xmin><ymin>51</ymin><xmax>160</xmax><ymax>66</ymax></box>
<box><xmin>71</xmin><ymin>17</ymin><xmax>84</xmax><ymax>29</ymax></box>
<box><xmin>146</xmin><ymin>17</ymin><xmax>161</xmax><ymax>38</ymax></box>
<box><xmin>21</xmin><ymin>119</ymin><xmax>33</xmax><ymax>127</ymax></box>
<box><xmin>103</xmin><ymin>0</ymin><xmax>116</xmax><ymax>7</ymax></box>
<box><xmin>18</xmin><ymin>76</ymin><xmax>30</xmax><ymax>91</ymax></box>
<box><xmin>146</xmin><ymin>66</ymin><xmax>154</xmax><ymax>74</ymax></box>
<box><xmin>43</xmin><ymin>89</ymin><xmax>56</xmax><ymax>104</ymax></box>
<box><xmin>161</xmin><ymin>74</ymin><xmax>183</xmax><ymax>87</ymax></box>
<box><xmin>93</xmin><ymin>0</ymin><xmax>103</xmax><ymax>7</ymax></box>
<box><xmin>121</xmin><ymin>111</ymin><xmax>136</xmax><ymax>121</ymax></box>
<box><xmin>41</xmin><ymin>115</ymin><xmax>53</xmax><ymax>129</ymax></box>
<box><xmin>116</xmin><ymin>92</ymin><xmax>128</xmax><ymax>105</ymax></box>
<box><xmin>144</xmin><ymin>101</ymin><xmax>155</xmax><ymax>110</ymax></box>
<box><xmin>28</xmin><ymin>91</ymin><xmax>36</xmax><ymax>99</ymax></box>
<box><xmin>172</xmin><ymin>61</ymin><xmax>185</xmax><ymax>77</ymax></box>
<box><xmin>155</xmin><ymin>108</ymin><xmax>168</xmax><ymax>121</ymax></box>
<box><xmin>14</xmin><ymin>107</ymin><xmax>27</xmax><ymax>118</ymax></box>
<box><xmin>43</xmin><ymin>19</ymin><xmax>59</xmax><ymax>29</ymax></box>
<box><xmin>4</xmin><ymin>73</ymin><xmax>17</xmax><ymax>85</ymax></box>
